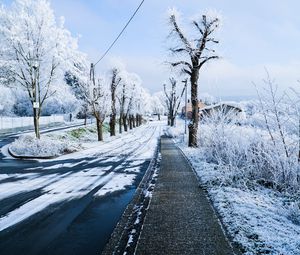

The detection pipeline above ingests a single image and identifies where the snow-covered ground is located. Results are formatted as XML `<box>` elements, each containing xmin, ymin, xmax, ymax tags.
<box><xmin>0</xmin><ymin>121</ymin><xmax>163</xmax><ymax>232</ymax></box>
<box><xmin>169</xmin><ymin>119</ymin><xmax>300</xmax><ymax>255</ymax></box>
<box><xmin>8</xmin><ymin>123</ymin><xmax>106</xmax><ymax>157</ymax></box>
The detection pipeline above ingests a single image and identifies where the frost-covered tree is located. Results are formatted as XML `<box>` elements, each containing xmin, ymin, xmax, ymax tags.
<box><xmin>117</xmin><ymin>79</ymin><xmax>135</xmax><ymax>132</ymax></box>
<box><xmin>0</xmin><ymin>86</ymin><xmax>15</xmax><ymax>116</ymax></box>
<box><xmin>0</xmin><ymin>0</ymin><xmax>86</xmax><ymax>138</ymax></box>
<box><xmin>109</xmin><ymin>68</ymin><xmax>122</xmax><ymax>136</ymax></box>
<box><xmin>151</xmin><ymin>93</ymin><xmax>165</xmax><ymax>120</ymax></box>
<box><xmin>168</xmin><ymin>8</ymin><xmax>220</xmax><ymax>147</ymax></box>
<box><xmin>73</xmin><ymin>63</ymin><xmax>110</xmax><ymax>141</ymax></box>
<box><xmin>88</xmin><ymin>78</ymin><xmax>109</xmax><ymax>141</ymax></box>
<box><xmin>132</xmin><ymin>86</ymin><xmax>151</xmax><ymax>127</ymax></box>
<box><xmin>122</xmin><ymin>83</ymin><xmax>135</xmax><ymax>131</ymax></box>
<box><xmin>42</xmin><ymin>86</ymin><xmax>80</xmax><ymax>116</ymax></box>
<box><xmin>163</xmin><ymin>78</ymin><xmax>184</xmax><ymax>126</ymax></box>
<box><xmin>151</xmin><ymin>91</ymin><xmax>168</xmax><ymax>120</ymax></box>
<box><xmin>117</xmin><ymin>81</ymin><xmax>126</xmax><ymax>134</ymax></box>
<box><xmin>119</xmin><ymin>71</ymin><xmax>144</xmax><ymax>131</ymax></box>
<box><xmin>65</xmin><ymin>68</ymin><xmax>90</xmax><ymax>124</ymax></box>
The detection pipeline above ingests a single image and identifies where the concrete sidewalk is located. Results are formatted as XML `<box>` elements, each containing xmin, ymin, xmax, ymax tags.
<box><xmin>135</xmin><ymin>137</ymin><xmax>235</xmax><ymax>255</ymax></box>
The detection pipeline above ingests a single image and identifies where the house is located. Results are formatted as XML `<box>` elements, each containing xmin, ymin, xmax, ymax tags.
<box><xmin>181</xmin><ymin>100</ymin><xmax>206</xmax><ymax>119</ymax></box>
<box><xmin>200</xmin><ymin>103</ymin><xmax>244</xmax><ymax>121</ymax></box>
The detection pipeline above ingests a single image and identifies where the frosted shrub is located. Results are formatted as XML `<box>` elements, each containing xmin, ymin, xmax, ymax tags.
<box><xmin>199</xmin><ymin>108</ymin><xmax>300</xmax><ymax>193</ymax></box>
<box><xmin>10</xmin><ymin>135</ymin><xmax>71</xmax><ymax>157</ymax></box>
<box><xmin>197</xmin><ymin>73</ymin><xmax>300</xmax><ymax>193</ymax></box>
<box><xmin>200</xmin><ymin>108</ymin><xmax>251</xmax><ymax>170</ymax></box>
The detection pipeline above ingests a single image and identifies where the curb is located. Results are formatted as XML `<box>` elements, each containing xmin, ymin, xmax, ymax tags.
<box><xmin>101</xmin><ymin>138</ymin><xmax>161</xmax><ymax>255</ymax></box>
<box><xmin>8</xmin><ymin>146</ymin><xmax>57</xmax><ymax>160</ymax></box>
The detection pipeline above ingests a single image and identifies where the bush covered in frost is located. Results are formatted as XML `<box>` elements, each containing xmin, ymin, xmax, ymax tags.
<box><xmin>198</xmin><ymin>76</ymin><xmax>300</xmax><ymax>194</ymax></box>
<box><xmin>10</xmin><ymin>135</ymin><xmax>76</xmax><ymax>157</ymax></box>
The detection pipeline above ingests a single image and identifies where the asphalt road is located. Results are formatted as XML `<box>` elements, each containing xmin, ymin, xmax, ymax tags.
<box><xmin>0</xmin><ymin>123</ymin><xmax>160</xmax><ymax>255</ymax></box>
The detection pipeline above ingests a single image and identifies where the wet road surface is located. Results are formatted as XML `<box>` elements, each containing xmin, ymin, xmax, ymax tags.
<box><xmin>0</xmin><ymin>123</ymin><xmax>161</xmax><ymax>255</ymax></box>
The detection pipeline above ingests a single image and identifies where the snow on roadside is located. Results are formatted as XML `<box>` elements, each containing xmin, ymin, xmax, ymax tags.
<box><xmin>10</xmin><ymin>135</ymin><xmax>77</xmax><ymax>157</ymax></box>
<box><xmin>167</xmin><ymin>120</ymin><xmax>300</xmax><ymax>255</ymax></box>
<box><xmin>8</xmin><ymin>125</ymin><xmax>100</xmax><ymax>158</ymax></box>
<box><xmin>184</xmin><ymin>154</ymin><xmax>300</xmax><ymax>254</ymax></box>
<box><xmin>7</xmin><ymin>122</ymin><xmax>153</xmax><ymax>158</ymax></box>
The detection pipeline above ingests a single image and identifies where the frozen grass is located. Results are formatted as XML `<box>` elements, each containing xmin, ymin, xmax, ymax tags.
<box><xmin>66</xmin><ymin>123</ymin><xmax>109</xmax><ymax>141</ymax></box>
<box><xmin>184</xmin><ymin>150</ymin><xmax>300</xmax><ymax>255</ymax></box>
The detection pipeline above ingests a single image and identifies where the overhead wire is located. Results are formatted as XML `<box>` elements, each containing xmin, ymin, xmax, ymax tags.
<box><xmin>93</xmin><ymin>0</ymin><xmax>145</xmax><ymax>67</ymax></box>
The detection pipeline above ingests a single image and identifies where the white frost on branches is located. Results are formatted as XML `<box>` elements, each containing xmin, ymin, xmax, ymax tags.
<box><xmin>0</xmin><ymin>0</ymin><xmax>86</xmax><ymax>116</ymax></box>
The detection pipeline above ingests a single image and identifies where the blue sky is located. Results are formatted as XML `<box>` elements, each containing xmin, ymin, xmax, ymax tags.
<box><xmin>3</xmin><ymin>0</ymin><xmax>300</xmax><ymax>99</ymax></box>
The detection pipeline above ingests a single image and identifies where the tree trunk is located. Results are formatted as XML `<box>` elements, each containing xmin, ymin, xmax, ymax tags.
<box><xmin>136</xmin><ymin>114</ymin><xmax>139</xmax><ymax>127</ymax></box>
<box><xmin>33</xmin><ymin>111</ymin><xmax>40</xmax><ymax>139</ymax></box>
<box><xmin>119</xmin><ymin>116</ymin><xmax>122</xmax><ymax>134</ymax></box>
<box><xmin>96</xmin><ymin>119</ymin><xmax>103</xmax><ymax>141</ymax></box>
<box><xmin>110</xmin><ymin>77</ymin><xmax>117</xmax><ymax>136</ymax></box>
<box><xmin>109</xmin><ymin>114</ymin><xmax>116</xmax><ymax>136</ymax></box>
<box><xmin>123</xmin><ymin>116</ymin><xmax>128</xmax><ymax>132</ymax></box>
<box><xmin>170</xmin><ymin>117</ymin><xmax>175</xmax><ymax>127</ymax></box>
<box><xmin>132</xmin><ymin>115</ymin><xmax>136</xmax><ymax>128</ymax></box>
<box><xmin>129</xmin><ymin>115</ymin><xmax>133</xmax><ymax>129</ymax></box>
<box><xmin>188</xmin><ymin>69</ymin><xmax>199</xmax><ymax>147</ymax></box>
<box><xmin>158</xmin><ymin>114</ymin><xmax>161</xmax><ymax>120</ymax></box>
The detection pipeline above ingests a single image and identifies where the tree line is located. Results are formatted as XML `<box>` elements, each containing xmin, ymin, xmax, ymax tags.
<box><xmin>0</xmin><ymin>0</ymin><xmax>159</xmax><ymax>141</ymax></box>
<box><xmin>0</xmin><ymin>0</ymin><xmax>223</xmax><ymax>148</ymax></box>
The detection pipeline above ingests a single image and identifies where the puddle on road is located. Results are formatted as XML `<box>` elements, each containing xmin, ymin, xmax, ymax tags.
<box><xmin>43</xmin><ymin>189</ymin><xmax>135</xmax><ymax>255</ymax></box>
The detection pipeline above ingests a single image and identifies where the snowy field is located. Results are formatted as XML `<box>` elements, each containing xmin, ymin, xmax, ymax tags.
<box><xmin>169</xmin><ymin>119</ymin><xmax>300</xmax><ymax>255</ymax></box>
<box><xmin>0</xmin><ymin>121</ymin><xmax>163</xmax><ymax>233</ymax></box>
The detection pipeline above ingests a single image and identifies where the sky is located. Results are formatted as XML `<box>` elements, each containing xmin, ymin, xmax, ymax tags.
<box><xmin>3</xmin><ymin>0</ymin><xmax>300</xmax><ymax>100</ymax></box>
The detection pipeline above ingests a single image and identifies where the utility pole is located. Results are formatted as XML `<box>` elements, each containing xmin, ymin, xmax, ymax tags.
<box><xmin>32</xmin><ymin>60</ymin><xmax>40</xmax><ymax>139</ymax></box>
<box><xmin>182</xmin><ymin>79</ymin><xmax>188</xmax><ymax>135</ymax></box>
<box><xmin>90</xmin><ymin>63</ymin><xmax>95</xmax><ymax>85</ymax></box>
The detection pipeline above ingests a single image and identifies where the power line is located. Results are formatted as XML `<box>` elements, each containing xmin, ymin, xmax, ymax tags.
<box><xmin>94</xmin><ymin>0</ymin><xmax>145</xmax><ymax>66</ymax></box>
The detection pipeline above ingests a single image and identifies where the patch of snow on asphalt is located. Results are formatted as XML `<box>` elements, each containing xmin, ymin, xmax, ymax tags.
<box><xmin>95</xmin><ymin>173</ymin><xmax>136</xmax><ymax>197</ymax></box>
<box><xmin>0</xmin><ymin>171</ymin><xmax>114</xmax><ymax>232</ymax></box>
<box><xmin>0</xmin><ymin>122</ymin><xmax>163</xmax><ymax>232</ymax></box>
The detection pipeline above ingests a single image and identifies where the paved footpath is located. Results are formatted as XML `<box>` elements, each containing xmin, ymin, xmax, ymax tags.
<box><xmin>135</xmin><ymin>137</ymin><xmax>235</xmax><ymax>255</ymax></box>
